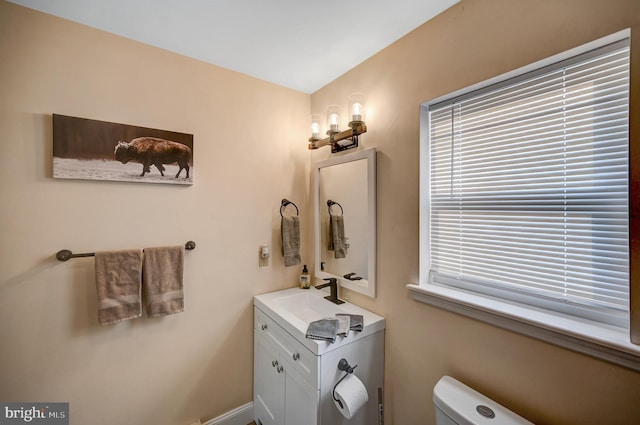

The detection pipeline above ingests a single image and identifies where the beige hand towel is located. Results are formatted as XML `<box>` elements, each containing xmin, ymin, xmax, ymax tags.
<box><xmin>281</xmin><ymin>215</ymin><xmax>301</xmax><ymax>267</ymax></box>
<box><xmin>143</xmin><ymin>246</ymin><xmax>184</xmax><ymax>317</ymax></box>
<box><xmin>94</xmin><ymin>249</ymin><xmax>143</xmax><ymax>325</ymax></box>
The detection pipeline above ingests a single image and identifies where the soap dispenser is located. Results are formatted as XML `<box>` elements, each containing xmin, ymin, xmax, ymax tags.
<box><xmin>300</xmin><ymin>265</ymin><xmax>310</xmax><ymax>289</ymax></box>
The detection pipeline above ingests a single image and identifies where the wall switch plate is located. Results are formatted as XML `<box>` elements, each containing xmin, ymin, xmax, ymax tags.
<box><xmin>259</xmin><ymin>245</ymin><xmax>269</xmax><ymax>267</ymax></box>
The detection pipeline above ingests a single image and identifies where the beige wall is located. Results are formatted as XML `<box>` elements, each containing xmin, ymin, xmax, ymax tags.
<box><xmin>0</xmin><ymin>2</ymin><xmax>310</xmax><ymax>424</ymax></box>
<box><xmin>311</xmin><ymin>0</ymin><xmax>640</xmax><ymax>424</ymax></box>
<box><xmin>3</xmin><ymin>1</ymin><xmax>640</xmax><ymax>425</ymax></box>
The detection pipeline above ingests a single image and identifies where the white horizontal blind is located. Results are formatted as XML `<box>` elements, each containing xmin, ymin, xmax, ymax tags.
<box><xmin>428</xmin><ymin>39</ymin><xmax>630</xmax><ymax>327</ymax></box>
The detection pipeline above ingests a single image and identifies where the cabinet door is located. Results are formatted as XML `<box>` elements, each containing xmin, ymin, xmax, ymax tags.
<box><xmin>254</xmin><ymin>332</ymin><xmax>284</xmax><ymax>425</ymax></box>
<box><xmin>284</xmin><ymin>364</ymin><xmax>319</xmax><ymax>425</ymax></box>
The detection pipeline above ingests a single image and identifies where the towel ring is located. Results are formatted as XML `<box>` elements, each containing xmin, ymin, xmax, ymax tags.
<box><xmin>327</xmin><ymin>200</ymin><xmax>343</xmax><ymax>216</ymax></box>
<box><xmin>280</xmin><ymin>199</ymin><xmax>299</xmax><ymax>217</ymax></box>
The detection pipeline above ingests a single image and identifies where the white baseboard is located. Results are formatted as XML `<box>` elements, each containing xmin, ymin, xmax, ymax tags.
<box><xmin>203</xmin><ymin>402</ymin><xmax>254</xmax><ymax>425</ymax></box>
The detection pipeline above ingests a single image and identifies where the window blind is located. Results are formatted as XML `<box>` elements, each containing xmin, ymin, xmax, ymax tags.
<box><xmin>428</xmin><ymin>39</ymin><xmax>630</xmax><ymax>327</ymax></box>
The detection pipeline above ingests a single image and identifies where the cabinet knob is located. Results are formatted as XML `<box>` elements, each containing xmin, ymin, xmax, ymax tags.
<box><xmin>292</xmin><ymin>353</ymin><xmax>300</xmax><ymax>361</ymax></box>
<box><xmin>261</xmin><ymin>323</ymin><xmax>268</xmax><ymax>331</ymax></box>
<box><xmin>277</xmin><ymin>365</ymin><xmax>284</xmax><ymax>373</ymax></box>
<box><xmin>272</xmin><ymin>360</ymin><xmax>278</xmax><ymax>367</ymax></box>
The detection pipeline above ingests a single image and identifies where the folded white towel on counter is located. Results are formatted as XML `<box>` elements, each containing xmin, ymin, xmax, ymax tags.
<box><xmin>333</xmin><ymin>315</ymin><xmax>351</xmax><ymax>336</ymax></box>
<box><xmin>337</xmin><ymin>313</ymin><xmax>364</xmax><ymax>332</ymax></box>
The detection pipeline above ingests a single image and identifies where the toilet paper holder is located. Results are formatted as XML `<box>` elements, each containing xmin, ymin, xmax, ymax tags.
<box><xmin>333</xmin><ymin>358</ymin><xmax>358</xmax><ymax>409</ymax></box>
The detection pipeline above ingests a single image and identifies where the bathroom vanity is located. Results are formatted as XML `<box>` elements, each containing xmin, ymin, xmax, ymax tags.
<box><xmin>253</xmin><ymin>288</ymin><xmax>385</xmax><ymax>425</ymax></box>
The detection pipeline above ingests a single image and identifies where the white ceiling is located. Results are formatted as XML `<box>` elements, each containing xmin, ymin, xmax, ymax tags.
<box><xmin>9</xmin><ymin>0</ymin><xmax>459</xmax><ymax>93</ymax></box>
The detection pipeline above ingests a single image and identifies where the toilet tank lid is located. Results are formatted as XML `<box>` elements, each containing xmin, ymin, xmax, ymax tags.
<box><xmin>433</xmin><ymin>376</ymin><xmax>534</xmax><ymax>425</ymax></box>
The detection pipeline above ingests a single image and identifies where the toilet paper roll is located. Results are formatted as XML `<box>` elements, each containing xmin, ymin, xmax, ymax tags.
<box><xmin>333</xmin><ymin>373</ymin><xmax>369</xmax><ymax>419</ymax></box>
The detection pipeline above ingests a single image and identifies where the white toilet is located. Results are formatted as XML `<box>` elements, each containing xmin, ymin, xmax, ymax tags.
<box><xmin>433</xmin><ymin>376</ymin><xmax>534</xmax><ymax>425</ymax></box>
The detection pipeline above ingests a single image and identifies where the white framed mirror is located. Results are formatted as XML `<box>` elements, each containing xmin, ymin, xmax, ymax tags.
<box><xmin>313</xmin><ymin>148</ymin><xmax>376</xmax><ymax>297</ymax></box>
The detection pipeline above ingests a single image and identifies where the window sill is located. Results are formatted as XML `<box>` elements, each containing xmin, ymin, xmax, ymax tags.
<box><xmin>406</xmin><ymin>283</ymin><xmax>640</xmax><ymax>372</ymax></box>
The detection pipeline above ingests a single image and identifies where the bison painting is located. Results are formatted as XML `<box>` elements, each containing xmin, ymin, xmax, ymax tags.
<box><xmin>114</xmin><ymin>137</ymin><xmax>192</xmax><ymax>178</ymax></box>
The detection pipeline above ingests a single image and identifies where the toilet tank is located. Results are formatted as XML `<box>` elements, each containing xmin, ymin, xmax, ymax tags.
<box><xmin>433</xmin><ymin>376</ymin><xmax>534</xmax><ymax>425</ymax></box>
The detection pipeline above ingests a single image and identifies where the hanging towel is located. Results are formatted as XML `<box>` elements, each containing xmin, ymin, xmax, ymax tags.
<box><xmin>330</xmin><ymin>215</ymin><xmax>347</xmax><ymax>259</ymax></box>
<box><xmin>306</xmin><ymin>319</ymin><xmax>339</xmax><ymax>343</ymax></box>
<box><xmin>94</xmin><ymin>249</ymin><xmax>143</xmax><ymax>325</ymax></box>
<box><xmin>143</xmin><ymin>246</ymin><xmax>184</xmax><ymax>317</ymax></box>
<box><xmin>328</xmin><ymin>217</ymin><xmax>334</xmax><ymax>251</ymax></box>
<box><xmin>281</xmin><ymin>215</ymin><xmax>301</xmax><ymax>267</ymax></box>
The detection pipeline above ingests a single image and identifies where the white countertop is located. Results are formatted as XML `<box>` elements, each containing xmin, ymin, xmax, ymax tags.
<box><xmin>254</xmin><ymin>287</ymin><xmax>386</xmax><ymax>355</ymax></box>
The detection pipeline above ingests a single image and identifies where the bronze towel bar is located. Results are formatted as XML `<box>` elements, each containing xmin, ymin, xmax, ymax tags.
<box><xmin>55</xmin><ymin>241</ymin><xmax>196</xmax><ymax>262</ymax></box>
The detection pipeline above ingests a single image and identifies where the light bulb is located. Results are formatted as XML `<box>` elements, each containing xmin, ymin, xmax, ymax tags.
<box><xmin>351</xmin><ymin>102</ymin><xmax>363</xmax><ymax>121</ymax></box>
<box><xmin>311</xmin><ymin>122</ymin><xmax>320</xmax><ymax>139</ymax></box>
<box><xmin>309</xmin><ymin>114</ymin><xmax>322</xmax><ymax>140</ymax></box>
<box><xmin>348</xmin><ymin>93</ymin><xmax>365</xmax><ymax>123</ymax></box>
<box><xmin>329</xmin><ymin>113</ymin><xmax>339</xmax><ymax>131</ymax></box>
<box><xmin>326</xmin><ymin>105</ymin><xmax>341</xmax><ymax>133</ymax></box>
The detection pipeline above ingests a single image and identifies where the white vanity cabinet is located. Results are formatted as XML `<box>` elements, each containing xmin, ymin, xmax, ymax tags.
<box><xmin>254</xmin><ymin>308</ymin><xmax>319</xmax><ymax>425</ymax></box>
<box><xmin>253</xmin><ymin>288</ymin><xmax>386</xmax><ymax>425</ymax></box>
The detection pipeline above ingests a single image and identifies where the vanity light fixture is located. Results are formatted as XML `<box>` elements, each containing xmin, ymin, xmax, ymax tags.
<box><xmin>308</xmin><ymin>93</ymin><xmax>367</xmax><ymax>153</ymax></box>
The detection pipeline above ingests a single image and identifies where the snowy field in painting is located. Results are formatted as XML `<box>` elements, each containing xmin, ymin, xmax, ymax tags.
<box><xmin>53</xmin><ymin>158</ymin><xmax>193</xmax><ymax>185</ymax></box>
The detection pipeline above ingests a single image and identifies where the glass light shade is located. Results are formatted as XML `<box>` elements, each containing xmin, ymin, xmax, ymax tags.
<box><xmin>310</xmin><ymin>114</ymin><xmax>322</xmax><ymax>140</ymax></box>
<box><xmin>349</xmin><ymin>93</ymin><xmax>366</xmax><ymax>123</ymax></box>
<box><xmin>326</xmin><ymin>105</ymin><xmax>341</xmax><ymax>133</ymax></box>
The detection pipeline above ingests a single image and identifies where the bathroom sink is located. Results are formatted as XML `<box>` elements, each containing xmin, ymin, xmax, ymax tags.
<box><xmin>254</xmin><ymin>287</ymin><xmax>385</xmax><ymax>355</ymax></box>
<box><xmin>273</xmin><ymin>291</ymin><xmax>347</xmax><ymax>323</ymax></box>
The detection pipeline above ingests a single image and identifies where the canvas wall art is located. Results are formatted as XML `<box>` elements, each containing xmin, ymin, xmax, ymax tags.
<box><xmin>53</xmin><ymin>114</ymin><xmax>194</xmax><ymax>185</ymax></box>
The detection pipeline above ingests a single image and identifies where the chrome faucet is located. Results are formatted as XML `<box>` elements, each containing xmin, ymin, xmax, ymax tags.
<box><xmin>315</xmin><ymin>278</ymin><xmax>345</xmax><ymax>305</ymax></box>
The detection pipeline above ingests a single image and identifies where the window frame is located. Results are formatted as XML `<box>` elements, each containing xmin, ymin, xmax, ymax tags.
<box><xmin>408</xmin><ymin>28</ymin><xmax>640</xmax><ymax>372</ymax></box>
